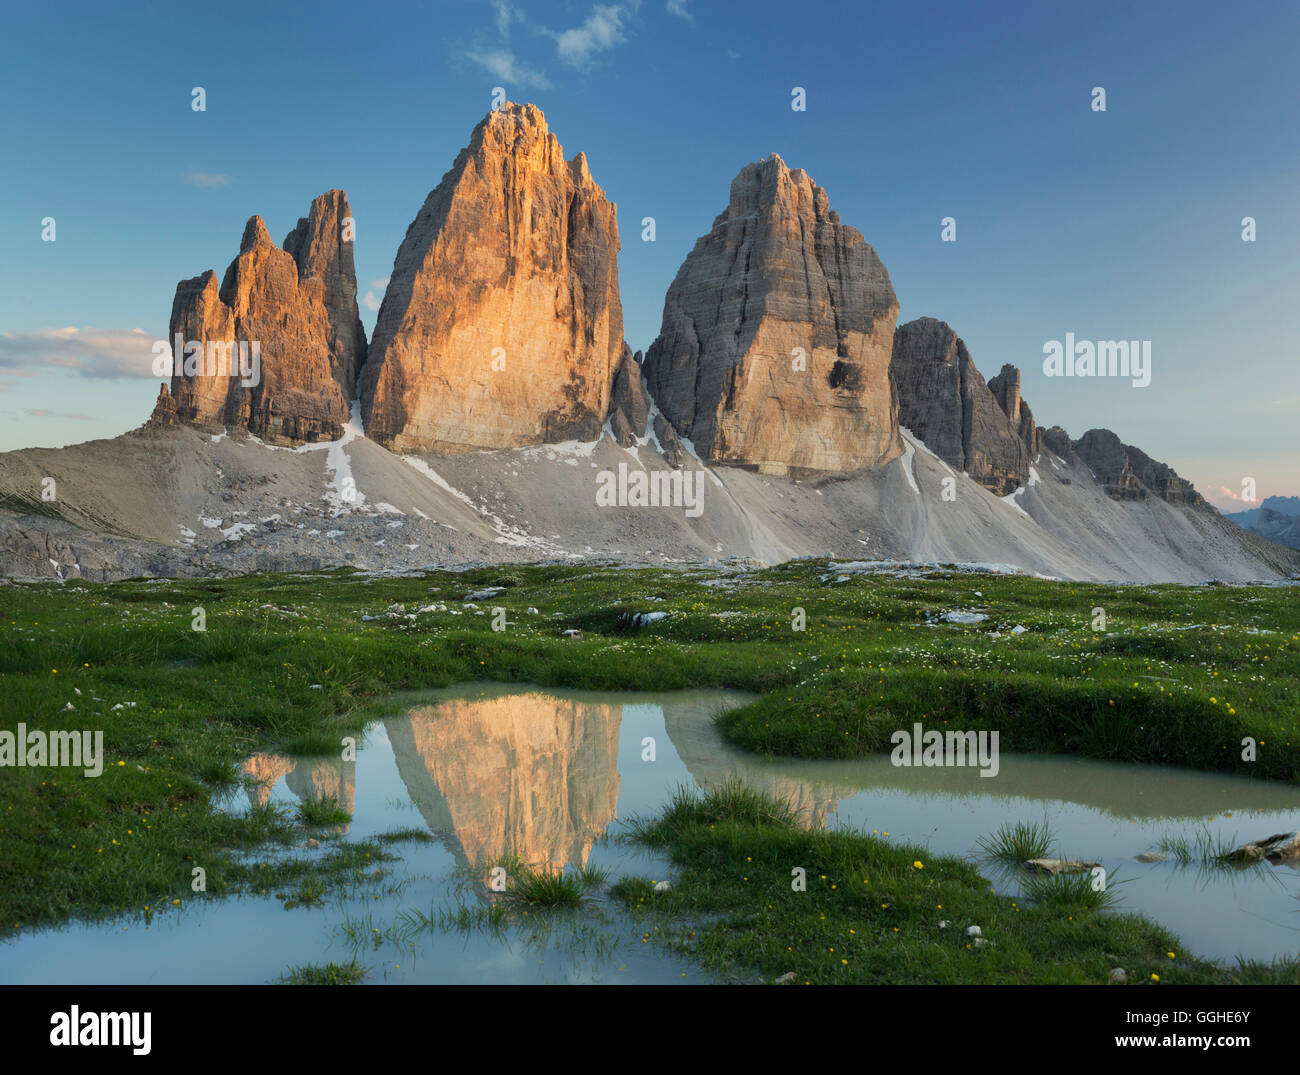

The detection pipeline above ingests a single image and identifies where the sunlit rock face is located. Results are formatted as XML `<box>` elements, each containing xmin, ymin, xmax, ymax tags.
<box><xmin>241</xmin><ymin>752</ymin><xmax>297</xmax><ymax>808</ymax></box>
<box><xmin>385</xmin><ymin>691</ymin><xmax>622</xmax><ymax>870</ymax></box>
<box><xmin>239</xmin><ymin>751</ymin><xmax>355</xmax><ymax>834</ymax></box>
<box><xmin>153</xmin><ymin>190</ymin><xmax>365</xmax><ymax>445</ymax></box>
<box><xmin>643</xmin><ymin>153</ymin><xmax>901</xmax><ymax>475</ymax></box>
<box><xmin>360</xmin><ymin>103</ymin><xmax>624</xmax><ymax>454</ymax></box>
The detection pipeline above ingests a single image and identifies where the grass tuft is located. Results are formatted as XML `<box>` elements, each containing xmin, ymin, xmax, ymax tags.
<box><xmin>296</xmin><ymin>795</ymin><xmax>352</xmax><ymax>826</ymax></box>
<box><xmin>276</xmin><ymin>959</ymin><xmax>367</xmax><ymax>985</ymax></box>
<box><xmin>975</xmin><ymin>819</ymin><xmax>1054</xmax><ymax>864</ymax></box>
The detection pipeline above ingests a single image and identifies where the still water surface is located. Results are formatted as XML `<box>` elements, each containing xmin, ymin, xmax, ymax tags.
<box><xmin>2</xmin><ymin>683</ymin><xmax>1298</xmax><ymax>982</ymax></box>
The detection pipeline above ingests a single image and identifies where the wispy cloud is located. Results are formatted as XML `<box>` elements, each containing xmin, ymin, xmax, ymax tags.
<box><xmin>667</xmin><ymin>0</ymin><xmax>692</xmax><ymax>21</ymax></box>
<box><xmin>467</xmin><ymin>47</ymin><xmax>552</xmax><ymax>90</ymax></box>
<box><xmin>181</xmin><ymin>171</ymin><xmax>232</xmax><ymax>188</ymax></box>
<box><xmin>24</xmin><ymin>408</ymin><xmax>95</xmax><ymax>421</ymax></box>
<box><xmin>551</xmin><ymin>4</ymin><xmax>631</xmax><ymax>66</ymax></box>
<box><xmin>493</xmin><ymin>0</ymin><xmax>519</xmax><ymax>37</ymax></box>
<box><xmin>0</xmin><ymin>327</ymin><xmax>161</xmax><ymax>379</ymax></box>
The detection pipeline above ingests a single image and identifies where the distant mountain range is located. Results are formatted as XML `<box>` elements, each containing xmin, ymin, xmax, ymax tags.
<box><xmin>1224</xmin><ymin>496</ymin><xmax>1300</xmax><ymax>550</ymax></box>
<box><xmin>1</xmin><ymin>104</ymin><xmax>1296</xmax><ymax>584</ymax></box>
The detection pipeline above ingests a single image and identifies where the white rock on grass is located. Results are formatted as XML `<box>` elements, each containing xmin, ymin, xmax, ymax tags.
<box><xmin>941</xmin><ymin>610</ymin><xmax>988</xmax><ymax>625</ymax></box>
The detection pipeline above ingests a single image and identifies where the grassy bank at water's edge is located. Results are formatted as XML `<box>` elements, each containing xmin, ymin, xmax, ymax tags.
<box><xmin>1</xmin><ymin>562</ymin><xmax>1296</xmax><ymax>980</ymax></box>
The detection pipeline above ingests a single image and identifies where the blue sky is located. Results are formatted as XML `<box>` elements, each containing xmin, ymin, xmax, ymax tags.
<box><xmin>1</xmin><ymin>0</ymin><xmax>1296</xmax><ymax>510</ymax></box>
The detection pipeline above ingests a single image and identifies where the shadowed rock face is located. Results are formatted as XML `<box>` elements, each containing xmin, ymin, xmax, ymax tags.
<box><xmin>360</xmin><ymin>103</ymin><xmax>624</xmax><ymax>454</ymax></box>
<box><xmin>1073</xmin><ymin>428</ymin><xmax>1206</xmax><ymax>506</ymax></box>
<box><xmin>607</xmin><ymin>345</ymin><xmax>651</xmax><ymax>446</ymax></box>
<box><xmin>891</xmin><ymin>318</ymin><xmax>1031</xmax><ymax>495</ymax></box>
<box><xmin>987</xmin><ymin>363</ymin><xmax>1040</xmax><ymax>458</ymax></box>
<box><xmin>385</xmin><ymin>692</ymin><xmax>622</xmax><ymax>870</ymax></box>
<box><xmin>153</xmin><ymin>191</ymin><xmax>364</xmax><ymax>445</ymax></box>
<box><xmin>642</xmin><ymin>154</ymin><xmax>901</xmax><ymax>475</ymax></box>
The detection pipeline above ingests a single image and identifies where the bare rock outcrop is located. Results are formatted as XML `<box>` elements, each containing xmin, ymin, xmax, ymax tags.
<box><xmin>654</xmin><ymin>414</ymin><xmax>690</xmax><ymax>468</ymax></box>
<box><xmin>891</xmin><ymin>318</ymin><xmax>1031</xmax><ymax>495</ymax></box>
<box><xmin>153</xmin><ymin>191</ymin><xmax>364</xmax><ymax>445</ymax></box>
<box><xmin>642</xmin><ymin>154</ymin><xmax>901</xmax><ymax>475</ymax></box>
<box><xmin>1073</xmin><ymin>428</ymin><xmax>1206</xmax><ymax>506</ymax></box>
<box><xmin>360</xmin><ymin>103</ymin><xmax>624</xmax><ymax>453</ymax></box>
<box><xmin>988</xmin><ymin>363</ymin><xmax>1041</xmax><ymax>457</ymax></box>
<box><xmin>1040</xmin><ymin>425</ymin><xmax>1078</xmax><ymax>465</ymax></box>
<box><xmin>606</xmin><ymin>345</ymin><xmax>650</xmax><ymax>445</ymax></box>
<box><xmin>282</xmin><ymin>190</ymin><xmax>368</xmax><ymax>395</ymax></box>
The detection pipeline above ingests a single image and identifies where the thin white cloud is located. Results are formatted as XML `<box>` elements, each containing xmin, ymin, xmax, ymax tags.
<box><xmin>181</xmin><ymin>171</ymin><xmax>232</xmax><ymax>188</ymax></box>
<box><xmin>667</xmin><ymin>0</ymin><xmax>692</xmax><ymax>21</ymax></box>
<box><xmin>25</xmin><ymin>408</ymin><xmax>95</xmax><ymax>421</ymax></box>
<box><xmin>493</xmin><ymin>0</ymin><xmax>518</xmax><ymax>37</ymax></box>
<box><xmin>467</xmin><ymin>47</ymin><xmax>552</xmax><ymax>90</ymax></box>
<box><xmin>551</xmin><ymin>4</ymin><xmax>630</xmax><ymax>66</ymax></box>
<box><xmin>362</xmin><ymin>277</ymin><xmax>390</xmax><ymax>312</ymax></box>
<box><xmin>0</xmin><ymin>327</ymin><xmax>161</xmax><ymax>379</ymax></box>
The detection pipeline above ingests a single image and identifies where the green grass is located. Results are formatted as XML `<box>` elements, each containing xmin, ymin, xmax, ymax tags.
<box><xmin>1020</xmin><ymin>868</ymin><xmax>1124</xmax><ymax>912</ymax></box>
<box><xmin>1</xmin><ymin>560</ymin><xmax>1296</xmax><ymax>947</ymax></box>
<box><xmin>276</xmin><ymin>959</ymin><xmax>367</xmax><ymax>985</ymax></box>
<box><xmin>503</xmin><ymin>861</ymin><xmax>607</xmax><ymax>907</ymax></box>
<box><xmin>612</xmin><ymin>785</ymin><xmax>1299</xmax><ymax>985</ymax></box>
<box><xmin>974</xmin><ymin>819</ymin><xmax>1055</xmax><ymax>864</ymax></box>
<box><xmin>1156</xmin><ymin>827</ymin><xmax>1243</xmax><ymax>867</ymax></box>
<box><xmin>296</xmin><ymin>795</ymin><xmax>352</xmax><ymax>826</ymax></box>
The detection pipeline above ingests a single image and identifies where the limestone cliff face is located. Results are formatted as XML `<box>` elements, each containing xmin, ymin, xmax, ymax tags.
<box><xmin>154</xmin><ymin>191</ymin><xmax>364</xmax><ymax>445</ymax></box>
<box><xmin>891</xmin><ymin>318</ymin><xmax>1032</xmax><ymax>495</ymax></box>
<box><xmin>283</xmin><ymin>191</ymin><xmax>368</xmax><ymax>396</ymax></box>
<box><xmin>360</xmin><ymin>103</ymin><xmax>624</xmax><ymax>454</ymax></box>
<box><xmin>606</xmin><ymin>345</ymin><xmax>651</xmax><ymax>446</ymax></box>
<box><xmin>642</xmin><ymin>154</ymin><xmax>901</xmax><ymax>475</ymax></box>
<box><xmin>988</xmin><ymin>363</ymin><xmax>1040</xmax><ymax>458</ymax></box>
<box><xmin>1073</xmin><ymin>428</ymin><xmax>1206</xmax><ymax>506</ymax></box>
<box><xmin>385</xmin><ymin>692</ymin><xmax>621</xmax><ymax>870</ymax></box>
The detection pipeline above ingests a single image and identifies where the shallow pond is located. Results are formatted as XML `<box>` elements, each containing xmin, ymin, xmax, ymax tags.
<box><xmin>2</xmin><ymin>682</ymin><xmax>1298</xmax><ymax>982</ymax></box>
